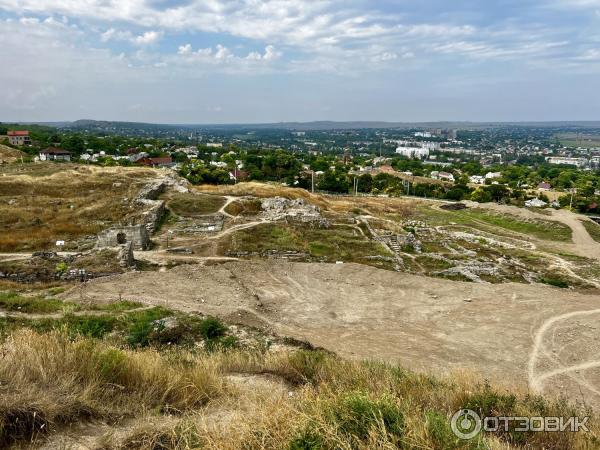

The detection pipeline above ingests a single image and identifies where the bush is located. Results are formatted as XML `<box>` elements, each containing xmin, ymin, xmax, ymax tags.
<box><xmin>540</xmin><ymin>277</ymin><xmax>569</xmax><ymax>289</ymax></box>
<box><xmin>288</xmin><ymin>428</ymin><xmax>326</xmax><ymax>450</ymax></box>
<box><xmin>127</xmin><ymin>318</ymin><xmax>160</xmax><ymax>347</ymax></box>
<box><xmin>64</xmin><ymin>315</ymin><xmax>115</xmax><ymax>338</ymax></box>
<box><xmin>280</xmin><ymin>350</ymin><xmax>328</xmax><ymax>385</ymax></box>
<box><xmin>426</xmin><ymin>411</ymin><xmax>478</xmax><ymax>449</ymax></box>
<box><xmin>198</xmin><ymin>317</ymin><xmax>227</xmax><ymax>340</ymax></box>
<box><xmin>463</xmin><ymin>383</ymin><xmax>517</xmax><ymax>418</ymax></box>
<box><xmin>125</xmin><ymin>308</ymin><xmax>171</xmax><ymax>347</ymax></box>
<box><xmin>328</xmin><ymin>392</ymin><xmax>404</xmax><ymax>442</ymax></box>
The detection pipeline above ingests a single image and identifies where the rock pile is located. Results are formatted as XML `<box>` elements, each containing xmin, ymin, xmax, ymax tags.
<box><xmin>261</xmin><ymin>197</ymin><xmax>328</xmax><ymax>226</ymax></box>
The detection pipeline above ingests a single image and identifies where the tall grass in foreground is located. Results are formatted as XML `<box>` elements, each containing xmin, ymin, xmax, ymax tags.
<box><xmin>0</xmin><ymin>330</ymin><xmax>597</xmax><ymax>449</ymax></box>
<box><xmin>0</xmin><ymin>329</ymin><xmax>224</xmax><ymax>446</ymax></box>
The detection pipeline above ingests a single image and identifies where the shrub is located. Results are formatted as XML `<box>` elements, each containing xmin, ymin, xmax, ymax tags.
<box><xmin>540</xmin><ymin>277</ymin><xmax>569</xmax><ymax>289</ymax></box>
<box><xmin>125</xmin><ymin>308</ymin><xmax>171</xmax><ymax>347</ymax></box>
<box><xmin>426</xmin><ymin>410</ymin><xmax>477</xmax><ymax>449</ymax></box>
<box><xmin>288</xmin><ymin>428</ymin><xmax>326</xmax><ymax>450</ymax></box>
<box><xmin>64</xmin><ymin>315</ymin><xmax>115</xmax><ymax>338</ymax></box>
<box><xmin>328</xmin><ymin>392</ymin><xmax>404</xmax><ymax>442</ymax></box>
<box><xmin>463</xmin><ymin>383</ymin><xmax>517</xmax><ymax>418</ymax></box>
<box><xmin>127</xmin><ymin>318</ymin><xmax>160</xmax><ymax>347</ymax></box>
<box><xmin>275</xmin><ymin>350</ymin><xmax>329</xmax><ymax>385</ymax></box>
<box><xmin>198</xmin><ymin>316</ymin><xmax>227</xmax><ymax>340</ymax></box>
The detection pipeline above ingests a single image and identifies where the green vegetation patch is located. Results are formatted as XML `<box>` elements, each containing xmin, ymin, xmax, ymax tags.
<box><xmin>224</xmin><ymin>199</ymin><xmax>262</xmax><ymax>216</ymax></box>
<box><xmin>226</xmin><ymin>223</ymin><xmax>391</xmax><ymax>265</ymax></box>
<box><xmin>582</xmin><ymin>220</ymin><xmax>600</xmax><ymax>243</ymax></box>
<box><xmin>418</xmin><ymin>206</ymin><xmax>571</xmax><ymax>242</ymax></box>
<box><xmin>0</xmin><ymin>292</ymin><xmax>65</xmax><ymax>314</ymax></box>
<box><xmin>167</xmin><ymin>193</ymin><xmax>226</xmax><ymax>217</ymax></box>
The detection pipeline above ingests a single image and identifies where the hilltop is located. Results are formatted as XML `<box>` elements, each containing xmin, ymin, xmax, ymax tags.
<box><xmin>0</xmin><ymin>164</ymin><xmax>599</xmax><ymax>448</ymax></box>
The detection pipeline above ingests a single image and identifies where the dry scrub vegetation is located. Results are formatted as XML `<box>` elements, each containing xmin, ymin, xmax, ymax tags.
<box><xmin>196</xmin><ymin>181</ymin><xmax>331</xmax><ymax>209</ymax></box>
<box><xmin>0</xmin><ymin>328</ymin><xmax>597</xmax><ymax>449</ymax></box>
<box><xmin>0</xmin><ymin>165</ymin><xmax>158</xmax><ymax>251</ymax></box>
<box><xmin>0</xmin><ymin>144</ymin><xmax>26</xmax><ymax>164</ymax></box>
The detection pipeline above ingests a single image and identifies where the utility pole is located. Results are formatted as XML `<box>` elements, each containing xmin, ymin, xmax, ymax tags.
<box><xmin>311</xmin><ymin>171</ymin><xmax>315</xmax><ymax>194</ymax></box>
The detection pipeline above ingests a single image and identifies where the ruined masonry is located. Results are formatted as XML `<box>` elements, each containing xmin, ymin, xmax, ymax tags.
<box><xmin>97</xmin><ymin>225</ymin><xmax>150</xmax><ymax>250</ymax></box>
<box><xmin>96</xmin><ymin>179</ymin><xmax>167</xmax><ymax>250</ymax></box>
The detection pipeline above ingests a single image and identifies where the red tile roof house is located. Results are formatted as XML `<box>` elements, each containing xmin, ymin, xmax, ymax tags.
<box><xmin>137</xmin><ymin>156</ymin><xmax>173</xmax><ymax>168</ymax></box>
<box><xmin>39</xmin><ymin>147</ymin><xmax>72</xmax><ymax>162</ymax></box>
<box><xmin>7</xmin><ymin>130</ymin><xmax>31</xmax><ymax>146</ymax></box>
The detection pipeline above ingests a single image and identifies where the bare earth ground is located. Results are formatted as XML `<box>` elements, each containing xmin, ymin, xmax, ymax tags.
<box><xmin>67</xmin><ymin>260</ymin><xmax>600</xmax><ymax>409</ymax></box>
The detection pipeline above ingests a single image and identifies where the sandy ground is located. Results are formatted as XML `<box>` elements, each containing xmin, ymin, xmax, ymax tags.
<box><xmin>67</xmin><ymin>260</ymin><xmax>600</xmax><ymax>409</ymax></box>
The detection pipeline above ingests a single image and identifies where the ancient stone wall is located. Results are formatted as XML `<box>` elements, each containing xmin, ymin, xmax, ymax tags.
<box><xmin>97</xmin><ymin>225</ymin><xmax>150</xmax><ymax>250</ymax></box>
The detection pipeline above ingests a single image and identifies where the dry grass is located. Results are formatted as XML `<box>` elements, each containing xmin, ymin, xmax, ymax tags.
<box><xmin>0</xmin><ymin>144</ymin><xmax>26</xmax><ymax>164</ymax></box>
<box><xmin>0</xmin><ymin>329</ymin><xmax>225</xmax><ymax>446</ymax></box>
<box><xmin>1</xmin><ymin>329</ymin><xmax>595</xmax><ymax>449</ymax></box>
<box><xmin>111</xmin><ymin>350</ymin><xmax>599</xmax><ymax>449</ymax></box>
<box><xmin>166</xmin><ymin>193</ymin><xmax>226</xmax><ymax>217</ymax></box>
<box><xmin>195</xmin><ymin>182</ymin><xmax>331</xmax><ymax>209</ymax></box>
<box><xmin>0</xmin><ymin>165</ymin><xmax>158</xmax><ymax>251</ymax></box>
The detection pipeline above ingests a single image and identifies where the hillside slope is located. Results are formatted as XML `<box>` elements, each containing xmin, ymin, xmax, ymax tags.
<box><xmin>0</xmin><ymin>144</ymin><xmax>26</xmax><ymax>163</ymax></box>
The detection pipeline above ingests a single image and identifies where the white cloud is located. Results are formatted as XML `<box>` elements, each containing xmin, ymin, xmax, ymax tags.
<box><xmin>173</xmin><ymin>43</ymin><xmax>280</xmax><ymax>68</ymax></box>
<box><xmin>133</xmin><ymin>30</ymin><xmax>163</xmax><ymax>45</ymax></box>
<box><xmin>101</xmin><ymin>28</ymin><xmax>133</xmax><ymax>42</ymax></box>
<box><xmin>246</xmin><ymin>45</ymin><xmax>281</xmax><ymax>60</ymax></box>
<box><xmin>100</xmin><ymin>28</ymin><xmax>163</xmax><ymax>45</ymax></box>
<box><xmin>215</xmin><ymin>44</ymin><xmax>233</xmax><ymax>60</ymax></box>
<box><xmin>177</xmin><ymin>43</ymin><xmax>192</xmax><ymax>55</ymax></box>
<box><xmin>19</xmin><ymin>17</ymin><xmax>39</xmax><ymax>24</ymax></box>
<box><xmin>263</xmin><ymin>45</ymin><xmax>281</xmax><ymax>60</ymax></box>
<box><xmin>372</xmin><ymin>52</ymin><xmax>398</xmax><ymax>62</ymax></box>
<box><xmin>575</xmin><ymin>48</ymin><xmax>600</xmax><ymax>60</ymax></box>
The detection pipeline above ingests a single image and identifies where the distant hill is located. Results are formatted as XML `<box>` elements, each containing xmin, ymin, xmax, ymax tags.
<box><xmin>19</xmin><ymin>119</ymin><xmax>600</xmax><ymax>134</ymax></box>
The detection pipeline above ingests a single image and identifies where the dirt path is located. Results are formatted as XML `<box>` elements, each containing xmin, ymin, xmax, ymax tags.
<box><xmin>218</xmin><ymin>195</ymin><xmax>238</xmax><ymax>218</ymax></box>
<box><xmin>66</xmin><ymin>260</ymin><xmax>600</xmax><ymax>409</ymax></box>
<box><xmin>134</xmin><ymin>252</ymin><xmax>239</xmax><ymax>266</ymax></box>
<box><xmin>528</xmin><ymin>308</ymin><xmax>600</xmax><ymax>397</ymax></box>
<box><xmin>208</xmin><ymin>220</ymin><xmax>266</xmax><ymax>240</ymax></box>
<box><xmin>551</xmin><ymin>210</ymin><xmax>600</xmax><ymax>259</ymax></box>
<box><xmin>465</xmin><ymin>202</ymin><xmax>600</xmax><ymax>260</ymax></box>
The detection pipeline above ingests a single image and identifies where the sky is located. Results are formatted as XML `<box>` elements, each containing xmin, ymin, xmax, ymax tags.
<box><xmin>0</xmin><ymin>0</ymin><xmax>599</xmax><ymax>124</ymax></box>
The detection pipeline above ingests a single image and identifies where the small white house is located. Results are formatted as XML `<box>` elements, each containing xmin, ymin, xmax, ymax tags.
<box><xmin>485</xmin><ymin>172</ymin><xmax>502</xmax><ymax>180</ymax></box>
<box><xmin>469</xmin><ymin>175</ymin><xmax>486</xmax><ymax>185</ymax></box>
<box><xmin>39</xmin><ymin>147</ymin><xmax>72</xmax><ymax>162</ymax></box>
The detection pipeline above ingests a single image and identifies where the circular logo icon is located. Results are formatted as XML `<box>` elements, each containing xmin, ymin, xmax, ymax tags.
<box><xmin>451</xmin><ymin>409</ymin><xmax>482</xmax><ymax>440</ymax></box>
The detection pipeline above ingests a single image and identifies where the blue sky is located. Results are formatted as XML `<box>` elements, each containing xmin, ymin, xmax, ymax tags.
<box><xmin>0</xmin><ymin>0</ymin><xmax>599</xmax><ymax>123</ymax></box>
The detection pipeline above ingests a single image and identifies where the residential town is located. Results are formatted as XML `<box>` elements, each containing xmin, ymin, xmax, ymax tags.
<box><xmin>2</xmin><ymin>121</ymin><xmax>600</xmax><ymax>213</ymax></box>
